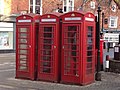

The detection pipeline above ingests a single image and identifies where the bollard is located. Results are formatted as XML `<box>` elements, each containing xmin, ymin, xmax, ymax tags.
<box><xmin>105</xmin><ymin>55</ymin><xmax>109</xmax><ymax>72</ymax></box>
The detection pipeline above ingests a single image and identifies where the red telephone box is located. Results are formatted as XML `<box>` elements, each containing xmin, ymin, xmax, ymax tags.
<box><xmin>16</xmin><ymin>14</ymin><xmax>40</xmax><ymax>80</ymax></box>
<box><xmin>37</xmin><ymin>13</ymin><xmax>61</xmax><ymax>82</ymax></box>
<box><xmin>60</xmin><ymin>11</ymin><xmax>95</xmax><ymax>85</ymax></box>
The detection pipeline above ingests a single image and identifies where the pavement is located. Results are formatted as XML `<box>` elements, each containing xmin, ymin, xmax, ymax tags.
<box><xmin>0</xmin><ymin>53</ymin><xmax>120</xmax><ymax>90</ymax></box>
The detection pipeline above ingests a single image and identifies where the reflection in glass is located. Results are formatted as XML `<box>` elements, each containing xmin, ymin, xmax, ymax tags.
<box><xmin>19</xmin><ymin>39</ymin><xmax>27</xmax><ymax>43</ymax></box>
<box><xmin>30</xmin><ymin>6</ymin><xmax>33</xmax><ymax>13</ymax></box>
<box><xmin>20</xmin><ymin>55</ymin><xmax>27</xmax><ymax>59</ymax></box>
<box><xmin>36</xmin><ymin>0</ymin><xmax>40</xmax><ymax>5</ymax></box>
<box><xmin>20</xmin><ymin>60</ymin><xmax>26</xmax><ymax>64</ymax></box>
<box><xmin>35</xmin><ymin>6</ymin><xmax>40</xmax><ymax>14</ymax></box>
<box><xmin>30</xmin><ymin>0</ymin><xmax>33</xmax><ymax>4</ymax></box>
<box><xmin>19</xmin><ymin>44</ymin><xmax>28</xmax><ymax>49</ymax></box>
<box><xmin>19</xmin><ymin>33</ymin><xmax>27</xmax><ymax>38</ymax></box>
<box><xmin>19</xmin><ymin>54</ymin><xmax>28</xmax><ymax>70</ymax></box>
<box><xmin>20</xmin><ymin>28</ymin><xmax>27</xmax><ymax>32</ymax></box>
<box><xmin>19</xmin><ymin>50</ymin><xmax>27</xmax><ymax>54</ymax></box>
<box><xmin>20</xmin><ymin>66</ymin><xmax>27</xmax><ymax>70</ymax></box>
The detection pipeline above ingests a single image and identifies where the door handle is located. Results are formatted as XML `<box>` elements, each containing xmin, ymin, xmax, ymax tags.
<box><xmin>29</xmin><ymin>45</ymin><xmax>31</xmax><ymax>48</ymax></box>
<box><xmin>54</xmin><ymin>46</ymin><xmax>56</xmax><ymax>49</ymax></box>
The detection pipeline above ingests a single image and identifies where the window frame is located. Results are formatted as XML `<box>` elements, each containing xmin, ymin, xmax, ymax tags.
<box><xmin>109</xmin><ymin>16</ymin><xmax>118</xmax><ymax>28</ymax></box>
<box><xmin>63</xmin><ymin>0</ymin><xmax>74</xmax><ymax>13</ymax></box>
<box><xmin>29</xmin><ymin>0</ymin><xmax>42</xmax><ymax>15</ymax></box>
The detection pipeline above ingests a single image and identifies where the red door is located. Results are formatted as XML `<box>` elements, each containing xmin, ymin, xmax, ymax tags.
<box><xmin>38</xmin><ymin>24</ymin><xmax>58</xmax><ymax>81</ymax></box>
<box><xmin>61</xmin><ymin>23</ymin><xmax>81</xmax><ymax>84</ymax></box>
<box><xmin>16</xmin><ymin>25</ymin><xmax>33</xmax><ymax>79</ymax></box>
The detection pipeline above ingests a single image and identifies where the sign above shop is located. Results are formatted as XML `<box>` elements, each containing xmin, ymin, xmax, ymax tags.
<box><xmin>104</xmin><ymin>33</ymin><xmax>119</xmax><ymax>42</ymax></box>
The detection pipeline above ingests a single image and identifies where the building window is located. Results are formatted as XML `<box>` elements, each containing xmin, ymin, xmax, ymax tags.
<box><xmin>109</xmin><ymin>16</ymin><xmax>118</xmax><ymax>28</ymax></box>
<box><xmin>90</xmin><ymin>1</ymin><xmax>95</xmax><ymax>9</ymax></box>
<box><xmin>111</xmin><ymin>4</ymin><xmax>116</xmax><ymax>12</ymax></box>
<box><xmin>29</xmin><ymin>0</ymin><xmax>42</xmax><ymax>15</ymax></box>
<box><xmin>63</xmin><ymin>0</ymin><xmax>74</xmax><ymax>13</ymax></box>
<box><xmin>0</xmin><ymin>22</ymin><xmax>13</xmax><ymax>50</ymax></box>
<box><xmin>0</xmin><ymin>0</ymin><xmax>4</xmax><ymax>14</ymax></box>
<box><xmin>104</xmin><ymin>18</ymin><xmax>108</xmax><ymax>24</ymax></box>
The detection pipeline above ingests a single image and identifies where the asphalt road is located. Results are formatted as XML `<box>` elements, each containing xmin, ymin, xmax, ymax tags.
<box><xmin>0</xmin><ymin>53</ymin><xmax>120</xmax><ymax>90</ymax></box>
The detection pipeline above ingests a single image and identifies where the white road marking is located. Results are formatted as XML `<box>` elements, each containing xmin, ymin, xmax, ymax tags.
<box><xmin>0</xmin><ymin>84</ymin><xmax>14</xmax><ymax>89</ymax></box>
<box><xmin>0</xmin><ymin>69</ymin><xmax>15</xmax><ymax>72</ymax></box>
<box><xmin>0</xmin><ymin>62</ymin><xmax>15</xmax><ymax>66</ymax></box>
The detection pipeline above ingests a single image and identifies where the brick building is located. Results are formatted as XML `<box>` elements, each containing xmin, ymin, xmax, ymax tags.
<box><xmin>0</xmin><ymin>0</ymin><xmax>119</xmax><ymax>52</ymax></box>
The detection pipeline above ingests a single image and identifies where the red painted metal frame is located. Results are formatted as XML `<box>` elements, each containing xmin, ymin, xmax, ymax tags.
<box><xmin>16</xmin><ymin>14</ymin><xmax>40</xmax><ymax>80</ymax></box>
<box><xmin>60</xmin><ymin>11</ymin><xmax>96</xmax><ymax>85</ymax></box>
<box><xmin>37</xmin><ymin>13</ymin><xmax>62</xmax><ymax>82</ymax></box>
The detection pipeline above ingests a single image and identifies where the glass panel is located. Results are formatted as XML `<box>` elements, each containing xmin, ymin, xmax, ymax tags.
<box><xmin>20</xmin><ymin>60</ymin><xmax>27</xmax><ymax>64</ymax></box>
<box><xmin>87</xmin><ymin>44</ymin><xmax>92</xmax><ymax>50</ymax></box>
<box><xmin>19</xmin><ymin>44</ymin><xmax>28</xmax><ymax>49</ymax></box>
<box><xmin>20</xmin><ymin>66</ymin><xmax>27</xmax><ymax>70</ymax></box>
<box><xmin>87</xmin><ymin>38</ymin><xmax>93</xmax><ymax>44</ymax></box>
<box><xmin>19</xmin><ymin>39</ymin><xmax>27</xmax><ymax>43</ymax></box>
<box><xmin>43</xmin><ymin>62</ymin><xmax>51</xmax><ymax>67</ymax></box>
<box><xmin>88</xmin><ymin>26</ymin><xmax>93</xmax><ymax>32</ymax></box>
<box><xmin>43</xmin><ymin>45</ymin><xmax>51</xmax><ymax>49</ymax></box>
<box><xmin>20</xmin><ymin>28</ymin><xmax>27</xmax><ymax>32</ymax></box>
<box><xmin>43</xmin><ymin>50</ymin><xmax>51</xmax><ymax>55</ymax></box>
<box><xmin>44</xmin><ymin>27</ymin><xmax>52</xmax><ymax>32</ymax></box>
<box><xmin>64</xmin><ymin>0</ymin><xmax>67</xmax><ymax>5</ymax></box>
<box><xmin>36</xmin><ymin>0</ymin><xmax>40</xmax><ymax>5</ymax></box>
<box><xmin>20</xmin><ymin>55</ymin><xmax>27</xmax><ymax>59</ymax></box>
<box><xmin>19</xmin><ymin>33</ymin><xmax>27</xmax><ymax>38</ymax></box>
<box><xmin>42</xmin><ymin>68</ymin><xmax>51</xmax><ymax>73</ymax></box>
<box><xmin>30</xmin><ymin>0</ymin><xmax>33</xmax><ymax>4</ymax></box>
<box><xmin>87</xmin><ymin>57</ymin><xmax>92</xmax><ymax>62</ymax></box>
<box><xmin>44</xmin><ymin>39</ymin><xmax>53</xmax><ymax>44</ymax></box>
<box><xmin>87</xmin><ymin>51</ymin><xmax>92</xmax><ymax>56</ymax></box>
<box><xmin>88</xmin><ymin>32</ymin><xmax>92</xmax><ymax>37</ymax></box>
<box><xmin>44</xmin><ymin>33</ymin><xmax>53</xmax><ymax>38</ymax></box>
<box><xmin>30</xmin><ymin>6</ymin><xmax>33</xmax><ymax>13</ymax></box>
<box><xmin>69</xmin><ymin>7</ymin><xmax>72</xmax><ymax>11</ymax></box>
<box><xmin>19</xmin><ymin>50</ymin><xmax>27</xmax><ymax>54</ymax></box>
<box><xmin>35</xmin><ymin>6</ymin><xmax>40</xmax><ymax>14</ymax></box>
<box><xmin>0</xmin><ymin>31</ymin><xmax>13</xmax><ymax>49</ymax></box>
<box><xmin>41</xmin><ymin>56</ymin><xmax>51</xmax><ymax>61</ymax></box>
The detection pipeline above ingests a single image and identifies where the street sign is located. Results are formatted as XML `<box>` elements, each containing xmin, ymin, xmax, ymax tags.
<box><xmin>104</xmin><ymin>33</ymin><xmax>119</xmax><ymax>42</ymax></box>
